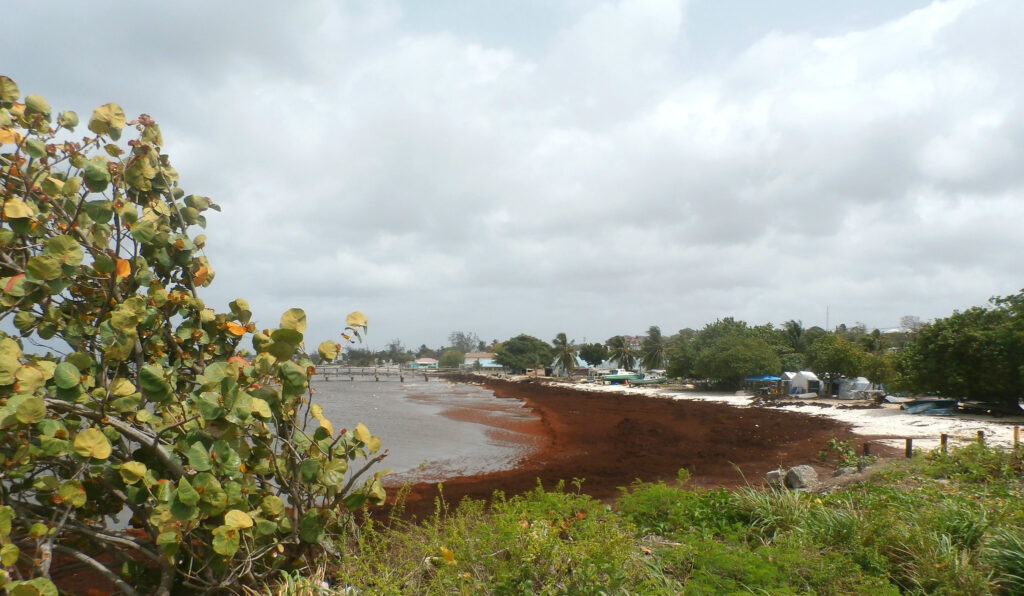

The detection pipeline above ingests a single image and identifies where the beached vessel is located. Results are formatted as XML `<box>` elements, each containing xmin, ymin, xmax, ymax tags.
<box><xmin>901</xmin><ymin>398</ymin><xmax>957</xmax><ymax>415</ymax></box>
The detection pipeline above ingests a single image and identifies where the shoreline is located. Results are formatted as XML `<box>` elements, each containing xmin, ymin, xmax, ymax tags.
<box><xmin>388</xmin><ymin>375</ymin><xmax>884</xmax><ymax>519</ymax></box>
<box><xmin>547</xmin><ymin>379</ymin><xmax>1024</xmax><ymax>451</ymax></box>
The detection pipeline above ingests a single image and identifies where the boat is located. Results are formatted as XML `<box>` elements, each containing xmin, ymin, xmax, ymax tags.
<box><xmin>629</xmin><ymin>376</ymin><xmax>668</xmax><ymax>386</ymax></box>
<box><xmin>902</xmin><ymin>398</ymin><xmax>958</xmax><ymax>415</ymax></box>
<box><xmin>599</xmin><ymin>370</ymin><xmax>643</xmax><ymax>384</ymax></box>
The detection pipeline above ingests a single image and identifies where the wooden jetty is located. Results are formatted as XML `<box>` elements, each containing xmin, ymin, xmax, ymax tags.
<box><xmin>313</xmin><ymin>366</ymin><xmax>459</xmax><ymax>382</ymax></box>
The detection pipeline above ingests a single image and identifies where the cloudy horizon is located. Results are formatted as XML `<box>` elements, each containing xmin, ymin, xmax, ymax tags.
<box><xmin>5</xmin><ymin>0</ymin><xmax>1022</xmax><ymax>351</ymax></box>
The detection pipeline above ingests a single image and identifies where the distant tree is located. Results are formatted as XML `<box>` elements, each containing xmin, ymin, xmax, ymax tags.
<box><xmin>439</xmin><ymin>348</ymin><xmax>465</xmax><ymax>368</ymax></box>
<box><xmin>665</xmin><ymin>330</ymin><xmax>697</xmax><ymax>379</ymax></box>
<box><xmin>805</xmin><ymin>333</ymin><xmax>868</xmax><ymax>394</ymax></box>
<box><xmin>640</xmin><ymin>325</ymin><xmax>666</xmax><ymax>371</ymax></box>
<box><xmin>494</xmin><ymin>334</ymin><xmax>553</xmax><ymax>373</ymax></box>
<box><xmin>448</xmin><ymin>331</ymin><xmax>482</xmax><ymax>354</ymax></box>
<box><xmin>691</xmin><ymin>333</ymin><xmax>781</xmax><ymax>388</ymax></box>
<box><xmin>605</xmin><ymin>335</ymin><xmax>637</xmax><ymax>370</ymax></box>
<box><xmin>900</xmin><ymin>292</ymin><xmax>1024</xmax><ymax>407</ymax></box>
<box><xmin>578</xmin><ymin>343</ymin><xmax>609</xmax><ymax>367</ymax></box>
<box><xmin>802</xmin><ymin>326</ymin><xmax>828</xmax><ymax>351</ymax></box>
<box><xmin>552</xmin><ymin>333</ymin><xmax>579</xmax><ymax>378</ymax></box>
<box><xmin>416</xmin><ymin>344</ymin><xmax>439</xmax><ymax>359</ymax></box>
<box><xmin>343</xmin><ymin>347</ymin><xmax>376</xmax><ymax>366</ymax></box>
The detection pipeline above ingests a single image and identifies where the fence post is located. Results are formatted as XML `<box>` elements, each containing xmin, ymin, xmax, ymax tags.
<box><xmin>905</xmin><ymin>438</ymin><xmax>913</xmax><ymax>459</ymax></box>
<box><xmin>977</xmin><ymin>430</ymin><xmax>985</xmax><ymax>445</ymax></box>
<box><xmin>1015</xmin><ymin>426</ymin><xmax>1020</xmax><ymax>448</ymax></box>
<box><xmin>862</xmin><ymin>443</ymin><xmax>871</xmax><ymax>457</ymax></box>
<box><xmin>940</xmin><ymin>433</ymin><xmax>948</xmax><ymax>455</ymax></box>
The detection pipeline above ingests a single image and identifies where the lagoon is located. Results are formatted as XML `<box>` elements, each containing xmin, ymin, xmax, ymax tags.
<box><xmin>311</xmin><ymin>378</ymin><xmax>540</xmax><ymax>484</ymax></box>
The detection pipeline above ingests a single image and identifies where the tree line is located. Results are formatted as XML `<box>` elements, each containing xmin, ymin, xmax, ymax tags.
<box><xmin>387</xmin><ymin>290</ymin><xmax>1023</xmax><ymax>408</ymax></box>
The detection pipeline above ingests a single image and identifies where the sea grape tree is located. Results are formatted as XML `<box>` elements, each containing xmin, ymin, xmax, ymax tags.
<box><xmin>0</xmin><ymin>76</ymin><xmax>387</xmax><ymax>594</ymax></box>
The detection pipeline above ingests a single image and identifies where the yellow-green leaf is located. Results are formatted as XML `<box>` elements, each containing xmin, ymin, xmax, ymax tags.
<box><xmin>310</xmin><ymin>403</ymin><xmax>333</xmax><ymax>436</ymax></box>
<box><xmin>345</xmin><ymin>311</ymin><xmax>367</xmax><ymax>328</ymax></box>
<box><xmin>3</xmin><ymin>198</ymin><xmax>34</xmax><ymax>219</ymax></box>
<box><xmin>250</xmin><ymin>397</ymin><xmax>271</xmax><ymax>418</ymax></box>
<box><xmin>317</xmin><ymin>341</ymin><xmax>340</xmax><ymax>362</ymax></box>
<box><xmin>119</xmin><ymin>461</ymin><xmax>147</xmax><ymax>485</ymax></box>
<box><xmin>15</xmin><ymin>397</ymin><xmax>45</xmax><ymax>424</ymax></box>
<box><xmin>224</xmin><ymin>509</ymin><xmax>253</xmax><ymax>529</ymax></box>
<box><xmin>354</xmin><ymin>422</ymin><xmax>371</xmax><ymax>444</ymax></box>
<box><xmin>110</xmin><ymin>377</ymin><xmax>135</xmax><ymax>396</ymax></box>
<box><xmin>280</xmin><ymin>308</ymin><xmax>306</xmax><ymax>334</ymax></box>
<box><xmin>88</xmin><ymin>103</ymin><xmax>126</xmax><ymax>136</ymax></box>
<box><xmin>73</xmin><ymin>427</ymin><xmax>112</xmax><ymax>460</ymax></box>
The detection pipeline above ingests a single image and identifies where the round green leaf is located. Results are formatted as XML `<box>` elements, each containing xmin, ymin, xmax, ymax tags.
<box><xmin>58</xmin><ymin>110</ymin><xmax>78</xmax><ymax>129</ymax></box>
<box><xmin>260</xmin><ymin>495</ymin><xmax>285</xmax><ymax>517</ymax></box>
<box><xmin>25</xmin><ymin>94</ymin><xmax>51</xmax><ymax>117</ymax></box>
<box><xmin>176</xmin><ymin>478</ymin><xmax>200</xmax><ymax>507</ymax></box>
<box><xmin>211</xmin><ymin>525</ymin><xmax>240</xmax><ymax>557</ymax></box>
<box><xmin>24</xmin><ymin>138</ymin><xmax>45</xmax><ymax>158</ymax></box>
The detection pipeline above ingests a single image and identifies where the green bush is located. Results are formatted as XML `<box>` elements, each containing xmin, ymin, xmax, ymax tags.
<box><xmin>338</xmin><ymin>483</ymin><xmax>644</xmax><ymax>595</ymax></box>
<box><xmin>0</xmin><ymin>76</ymin><xmax>385</xmax><ymax>594</ymax></box>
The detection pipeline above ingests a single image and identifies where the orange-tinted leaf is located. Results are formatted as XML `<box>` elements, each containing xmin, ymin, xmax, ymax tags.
<box><xmin>193</xmin><ymin>266</ymin><xmax>209</xmax><ymax>286</ymax></box>
<box><xmin>225</xmin><ymin>322</ymin><xmax>246</xmax><ymax>336</ymax></box>
<box><xmin>4</xmin><ymin>274</ymin><xmax>24</xmax><ymax>293</ymax></box>
<box><xmin>115</xmin><ymin>259</ymin><xmax>131</xmax><ymax>279</ymax></box>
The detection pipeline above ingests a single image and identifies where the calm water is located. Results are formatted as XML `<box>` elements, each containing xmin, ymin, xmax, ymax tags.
<box><xmin>311</xmin><ymin>378</ymin><xmax>536</xmax><ymax>483</ymax></box>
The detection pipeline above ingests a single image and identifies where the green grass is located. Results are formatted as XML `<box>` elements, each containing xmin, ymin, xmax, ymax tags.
<box><xmin>323</xmin><ymin>443</ymin><xmax>1024</xmax><ymax>595</ymax></box>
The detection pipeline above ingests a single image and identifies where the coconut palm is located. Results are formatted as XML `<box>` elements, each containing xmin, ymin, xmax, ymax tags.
<box><xmin>552</xmin><ymin>332</ymin><xmax>579</xmax><ymax>378</ymax></box>
<box><xmin>606</xmin><ymin>335</ymin><xmax>637</xmax><ymax>371</ymax></box>
<box><xmin>640</xmin><ymin>325</ymin><xmax>666</xmax><ymax>371</ymax></box>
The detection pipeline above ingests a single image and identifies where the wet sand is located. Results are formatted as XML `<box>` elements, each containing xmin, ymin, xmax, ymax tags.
<box><xmin>391</xmin><ymin>376</ymin><xmax>878</xmax><ymax>519</ymax></box>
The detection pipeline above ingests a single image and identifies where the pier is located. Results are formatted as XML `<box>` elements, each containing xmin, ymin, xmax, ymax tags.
<box><xmin>314</xmin><ymin>366</ymin><xmax>459</xmax><ymax>382</ymax></box>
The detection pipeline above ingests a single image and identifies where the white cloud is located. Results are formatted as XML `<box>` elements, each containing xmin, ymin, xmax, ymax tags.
<box><xmin>3</xmin><ymin>0</ymin><xmax>1022</xmax><ymax>349</ymax></box>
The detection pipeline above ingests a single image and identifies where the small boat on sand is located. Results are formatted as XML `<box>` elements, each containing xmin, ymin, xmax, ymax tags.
<box><xmin>902</xmin><ymin>398</ymin><xmax>957</xmax><ymax>415</ymax></box>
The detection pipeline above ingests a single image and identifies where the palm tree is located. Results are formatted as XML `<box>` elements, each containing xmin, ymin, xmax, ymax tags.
<box><xmin>552</xmin><ymin>333</ymin><xmax>579</xmax><ymax>378</ymax></box>
<box><xmin>782</xmin><ymin>320</ymin><xmax>805</xmax><ymax>352</ymax></box>
<box><xmin>606</xmin><ymin>335</ymin><xmax>637</xmax><ymax>371</ymax></box>
<box><xmin>640</xmin><ymin>325</ymin><xmax>665</xmax><ymax>371</ymax></box>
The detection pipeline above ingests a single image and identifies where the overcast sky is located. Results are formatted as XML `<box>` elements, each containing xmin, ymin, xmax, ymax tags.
<box><xmin>5</xmin><ymin>0</ymin><xmax>1023</xmax><ymax>351</ymax></box>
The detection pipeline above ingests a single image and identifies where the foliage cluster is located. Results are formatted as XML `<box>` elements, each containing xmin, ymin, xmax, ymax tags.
<box><xmin>334</xmin><ymin>443</ymin><xmax>1024</xmax><ymax>594</ymax></box>
<box><xmin>0</xmin><ymin>77</ymin><xmax>385</xmax><ymax>594</ymax></box>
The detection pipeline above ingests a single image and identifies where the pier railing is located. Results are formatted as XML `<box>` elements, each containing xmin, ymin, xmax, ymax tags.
<box><xmin>313</xmin><ymin>365</ymin><xmax>461</xmax><ymax>382</ymax></box>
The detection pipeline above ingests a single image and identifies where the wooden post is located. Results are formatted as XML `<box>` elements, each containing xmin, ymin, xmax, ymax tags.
<box><xmin>1015</xmin><ymin>426</ymin><xmax>1020</xmax><ymax>448</ymax></box>
<box><xmin>424</xmin><ymin>374</ymin><xmax>429</xmax><ymax>382</ymax></box>
<box><xmin>940</xmin><ymin>434</ymin><xmax>948</xmax><ymax>455</ymax></box>
<box><xmin>905</xmin><ymin>438</ymin><xmax>913</xmax><ymax>459</ymax></box>
<box><xmin>862</xmin><ymin>443</ymin><xmax>871</xmax><ymax>457</ymax></box>
<box><xmin>977</xmin><ymin>430</ymin><xmax>985</xmax><ymax>444</ymax></box>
